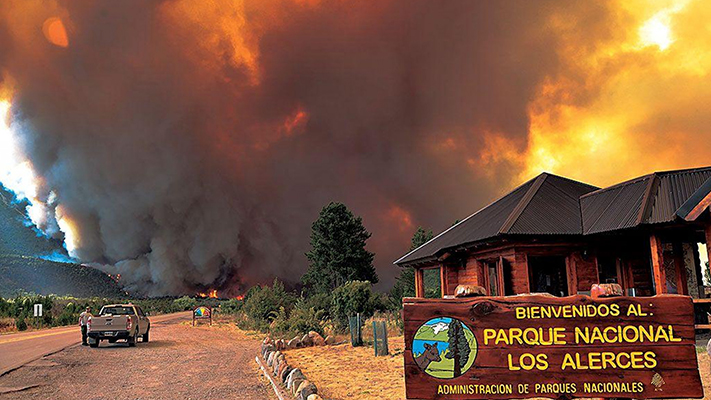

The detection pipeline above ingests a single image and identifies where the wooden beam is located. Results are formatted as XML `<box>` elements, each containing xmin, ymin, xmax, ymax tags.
<box><xmin>681</xmin><ymin>191</ymin><xmax>711</xmax><ymax>221</ymax></box>
<box><xmin>650</xmin><ymin>234</ymin><xmax>667</xmax><ymax>294</ymax></box>
<box><xmin>414</xmin><ymin>268</ymin><xmax>425</xmax><ymax>298</ymax></box>
<box><xmin>439</xmin><ymin>266</ymin><xmax>447</xmax><ymax>297</ymax></box>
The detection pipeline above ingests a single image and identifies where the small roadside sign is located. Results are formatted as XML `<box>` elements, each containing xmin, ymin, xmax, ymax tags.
<box><xmin>33</xmin><ymin>303</ymin><xmax>42</xmax><ymax>317</ymax></box>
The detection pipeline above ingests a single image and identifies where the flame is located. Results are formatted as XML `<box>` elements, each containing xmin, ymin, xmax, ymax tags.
<box><xmin>197</xmin><ymin>289</ymin><xmax>218</xmax><ymax>298</ymax></box>
<box><xmin>234</xmin><ymin>294</ymin><xmax>244</xmax><ymax>301</ymax></box>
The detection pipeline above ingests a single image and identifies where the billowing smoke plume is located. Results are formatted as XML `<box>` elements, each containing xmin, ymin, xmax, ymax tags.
<box><xmin>0</xmin><ymin>1</ymin><xmax>710</xmax><ymax>295</ymax></box>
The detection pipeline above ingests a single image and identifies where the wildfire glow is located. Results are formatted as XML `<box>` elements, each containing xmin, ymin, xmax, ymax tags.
<box><xmin>639</xmin><ymin>14</ymin><xmax>673</xmax><ymax>50</ymax></box>
<box><xmin>55</xmin><ymin>205</ymin><xmax>79</xmax><ymax>257</ymax></box>
<box><xmin>198</xmin><ymin>289</ymin><xmax>218</xmax><ymax>298</ymax></box>
<box><xmin>0</xmin><ymin>97</ymin><xmax>53</xmax><ymax>230</ymax></box>
<box><xmin>387</xmin><ymin>205</ymin><xmax>414</xmax><ymax>233</ymax></box>
<box><xmin>476</xmin><ymin>0</ymin><xmax>710</xmax><ymax>188</ymax></box>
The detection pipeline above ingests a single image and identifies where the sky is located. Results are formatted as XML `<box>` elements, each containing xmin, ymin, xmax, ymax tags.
<box><xmin>0</xmin><ymin>0</ymin><xmax>710</xmax><ymax>295</ymax></box>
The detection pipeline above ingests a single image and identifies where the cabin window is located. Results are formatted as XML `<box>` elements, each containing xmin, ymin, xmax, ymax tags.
<box><xmin>423</xmin><ymin>267</ymin><xmax>442</xmax><ymax>298</ymax></box>
<box><xmin>487</xmin><ymin>261</ymin><xmax>499</xmax><ymax>296</ymax></box>
<box><xmin>528</xmin><ymin>256</ymin><xmax>568</xmax><ymax>297</ymax></box>
<box><xmin>598</xmin><ymin>256</ymin><xmax>619</xmax><ymax>284</ymax></box>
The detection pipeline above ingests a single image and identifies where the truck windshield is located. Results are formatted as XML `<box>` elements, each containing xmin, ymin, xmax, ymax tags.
<box><xmin>100</xmin><ymin>307</ymin><xmax>135</xmax><ymax>316</ymax></box>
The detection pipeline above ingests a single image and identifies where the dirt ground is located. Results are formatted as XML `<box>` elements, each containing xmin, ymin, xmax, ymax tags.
<box><xmin>0</xmin><ymin>318</ymin><xmax>275</xmax><ymax>400</ymax></box>
<box><xmin>285</xmin><ymin>336</ymin><xmax>711</xmax><ymax>400</ymax></box>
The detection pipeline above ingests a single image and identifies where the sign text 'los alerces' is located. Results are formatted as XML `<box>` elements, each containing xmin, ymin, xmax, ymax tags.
<box><xmin>403</xmin><ymin>294</ymin><xmax>703</xmax><ymax>399</ymax></box>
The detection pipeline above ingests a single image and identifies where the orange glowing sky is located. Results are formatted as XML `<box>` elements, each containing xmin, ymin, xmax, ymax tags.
<box><xmin>476</xmin><ymin>0</ymin><xmax>711</xmax><ymax>190</ymax></box>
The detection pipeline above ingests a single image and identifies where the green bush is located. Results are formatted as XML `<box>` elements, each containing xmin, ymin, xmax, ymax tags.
<box><xmin>220</xmin><ymin>298</ymin><xmax>243</xmax><ymax>314</ymax></box>
<box><xmin>303</xmin><ymin>292</ymin><xmax>332</xmax><ymax>319</ymax></box>
<box><xmin>242</xmin><ymin>279</ymin><xmax>296</xmax><ymax>329</ymax></box>
<box><xmin>331</xmin><ymin>280</ymin><xmax>376</xmax><ymax>331</ymax></box>
<box><xmin>172</xmin><ymin>296</ymin><xmax>198</xmax><ymax>311</ymax></box>
<box><xmin>15</xmin><ymin>316</ymin><xmax>27</xmax><ymax>331</ymax></box>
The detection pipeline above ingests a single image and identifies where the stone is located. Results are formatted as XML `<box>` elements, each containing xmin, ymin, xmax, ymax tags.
<box><xmin>280</xmin><ymin>364</ymin><xmax>293</xmax><ymax>383</ymax></box>
<box><xmin>307</xmin><ymin>395</ymin><xmax>323</xmax><ymax>400</ymax></box>
<box><xmin>291</xmin><ymin>378</ymin><xmax>305</xmax><ymax>395</ymax></box>
<box><xmin>287</xmin><ymin>338</ymin><xmax>300</xmax><ymax>349</ymax></box>
<box><xmin>262</xmin><ymin>344</ymin><xmax>275</xmax><ymax>359</ymax></box>
<box><xmin>267</xmin><ymin>351</ymin><xmax>280</xmax><ymax>367</ymax></box>
<box><xmin>591</xmin><ymin>283</ymin><xmax>623</xmax><ymax>298</ymax></box>
<box><xmin>286</xmin><ymin>368</ymin><xmax>305</xmax><ymax>390</ymax></box>
<box><xmin>300</xmin><ymin>334</ymin><xmax>313</xmax><ymax>347</ymax></box>
<box><xmin>454</xmin><ymin>284</ymin><xmax>486</xmax><ymax>298</ymax></box>
<box><xmin>308</xmin><ymin>331</ymin><xmax>325</xmax><ymax>346</ymax></box>
<box><xmin>273</xmin><ymin>355</ymin><xmax>285</xmax><ymax>375</ymax></box>
<box><xmin>324</xmin><ymin>335</ymin><xmax>335</xmax><ymax>345</ymax></box>
<box><xmin>296</xmin><ymin>380</ymin><xmax>317</xmax><ymax>400</ymax></box>
<box><xmin>275</xmin><ymin>339</ymin><xmax>285</xmax><ymax>350</ymax></box>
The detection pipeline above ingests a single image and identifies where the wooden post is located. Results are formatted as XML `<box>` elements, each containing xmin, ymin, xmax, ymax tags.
<box><xmin>440</xmin><ymin>266</ymin><xmax>448</xmax><ymax>297</ymax></box>
<box><xmin>650</xmin><ymin>234</ymin><xmax>667</xmax><ymax>294</ymax></box>
<box><xmin>414</xmin><ymin>268</ymin><xmax>425</xmax><ymax>298</ymax></box>
<box><xmin>566</xmin><ymin>255</ymin><xmax>577</xmax><ymax>296</ymax></box>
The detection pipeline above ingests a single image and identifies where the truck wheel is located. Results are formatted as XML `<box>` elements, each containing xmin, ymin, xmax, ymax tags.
<box><xmin>142</xmin><ymin>329</ymin><xmax>149</xmax><ymax>343</ymax></box>
<box><xmin>128</xmin><ymin>332</ymin><xmax>137</xmax><ymax>347</ymax></box>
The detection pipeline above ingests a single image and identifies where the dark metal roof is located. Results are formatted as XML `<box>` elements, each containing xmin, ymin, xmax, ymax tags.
<box><xmin>581</xmin><ymin>176</ymin><xmax>650</xmax><ymax>235</ymax></box>
<box><xmin>652</xmin><ymin>168</ymin><xmax>711</xmax><ymax>223</ymax></box>
<box><xmin>395</xmin><ymin>166</ymin><xmax>711</xmax><ymax>267</ymax></box>
<box><xmin>395</xmin><ymin>173</ymin><xmax>598</xmax><ymax>265</ymax></box>
<box><xmin>581</xmin><ymin>166</ymin><xmax>711</xmax><ymax>234</ymax></box>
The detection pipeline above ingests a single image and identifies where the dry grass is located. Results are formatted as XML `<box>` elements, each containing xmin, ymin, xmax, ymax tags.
<box><xmin>285</xmin><ymin>336</ymin><xmax>406</xmax><ymax>400</ymax></box>
<box><xmin>283</xmin><ymin>338</ymin><xmax>711</xmax><ymax>400</ymax></box>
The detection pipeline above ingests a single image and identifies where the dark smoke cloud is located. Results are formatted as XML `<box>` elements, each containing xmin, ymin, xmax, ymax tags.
<box><xmin>0</xmin><ymin>1</ymin><xmax>612</xmax><ymax>295</ymax></box>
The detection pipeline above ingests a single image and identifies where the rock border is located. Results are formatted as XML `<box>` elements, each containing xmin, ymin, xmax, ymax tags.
<box><xmin>259</xmin><ymin>331</ymin><xmax>333</xmax><ymax>400</ymax></box>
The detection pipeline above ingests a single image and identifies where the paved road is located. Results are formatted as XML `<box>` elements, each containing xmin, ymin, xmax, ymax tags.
<box><xmin>0</xmin><ymin>311</ymin><xmax>191</xmax><ymax>376</ymax></box>
<box><xmin>0</xmin><ymin>317</ymin><xmax>272</xmax><ymax>399</ymax></box>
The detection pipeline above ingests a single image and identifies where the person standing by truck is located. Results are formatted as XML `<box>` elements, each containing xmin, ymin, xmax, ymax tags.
<box><xmin>78</xmin><ymin>307</ymin><xmax>92</xmax><ymax>346</ymax></box>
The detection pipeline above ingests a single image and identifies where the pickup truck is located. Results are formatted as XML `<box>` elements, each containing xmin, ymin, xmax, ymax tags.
<box><xmin>87</xmin><ymin>304</ymin><xmax>150</xmax><ymax>348</ymax></box>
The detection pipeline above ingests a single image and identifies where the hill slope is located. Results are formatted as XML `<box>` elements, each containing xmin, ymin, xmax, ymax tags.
<box><xmin>0</xmin><ymin>255</ymin><xmax>126</xmax><ymax>298</ymax></box>
<box><xmin>0</xmin><ymin>187</ymin><xmax>125</xmax><ymax>298</ymax></box>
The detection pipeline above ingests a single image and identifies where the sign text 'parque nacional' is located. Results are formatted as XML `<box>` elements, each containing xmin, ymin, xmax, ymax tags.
<box><xmin>403</xmin><ymin>294</ymin><xmax>703</xmax><ymax>399</ymax></box>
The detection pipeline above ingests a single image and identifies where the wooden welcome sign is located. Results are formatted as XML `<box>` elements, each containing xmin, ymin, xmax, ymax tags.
<box><xmin>403</xmin><ymin>295</ymin><xmax>703</xmax><ymax>399</ymax></box>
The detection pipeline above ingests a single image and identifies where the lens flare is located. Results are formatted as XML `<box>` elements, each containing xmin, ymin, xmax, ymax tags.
<box><xmin>42</xmin><ymin>17</ymin><xmax>69</xmax><ymax>48</ymax></box>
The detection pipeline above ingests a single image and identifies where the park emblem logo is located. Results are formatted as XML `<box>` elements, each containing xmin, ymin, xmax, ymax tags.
<box><xmin>412</xmin><ymin>317</ymin><xmax>477</xmax><ymax>379</ymax></box>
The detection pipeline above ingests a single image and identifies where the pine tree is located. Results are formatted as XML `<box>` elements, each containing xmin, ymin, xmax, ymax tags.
<box><xmin>301</xmin><ymin>202</ymin><xmax>377</xmax><ymax>294</ymax></box>
<box><xmin>446</xmin><ymin>319</ymin><xmax>470</xmax><ymax>378</ymax></box>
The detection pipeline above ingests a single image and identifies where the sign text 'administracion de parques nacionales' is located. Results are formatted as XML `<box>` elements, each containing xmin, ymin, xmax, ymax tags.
<box><xmin>403</xmin><ymin>294</ymin><xmax>703</xmax><ymax>399</ymax></box>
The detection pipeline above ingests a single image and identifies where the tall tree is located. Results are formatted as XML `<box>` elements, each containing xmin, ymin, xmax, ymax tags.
<box><xmin>302</xmin><ymin>202</ymin><xmax>377</xmax><ymax>293</ymax></box>
<box><xmin>446</xmin><ymin>319</ymin><xmax>470</xmax><ymax>378</ymax></box>
<box><xmin>390</xmin><ymin>227</ymin><xmax>434</xmax><ymax>305</ymax></box>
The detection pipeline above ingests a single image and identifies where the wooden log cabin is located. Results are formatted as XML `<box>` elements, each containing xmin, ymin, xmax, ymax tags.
<box><xmin>395</xmin><ymin>166</ymin><xmax>711</xmax><ymax>326</ymax></box>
